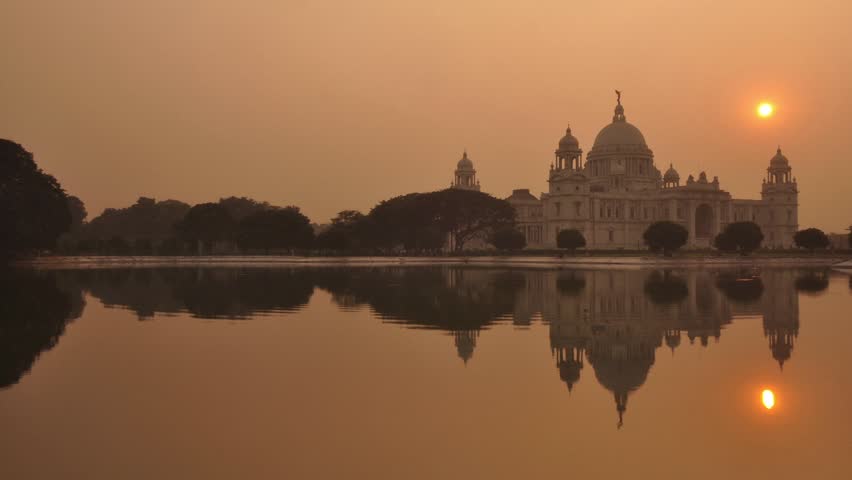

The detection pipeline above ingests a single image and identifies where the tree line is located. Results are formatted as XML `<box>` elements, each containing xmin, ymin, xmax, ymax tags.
<box><xmin>2</xmin><ymin>137</ymin><xmax>849</xmax><ymax>260</ymax></box>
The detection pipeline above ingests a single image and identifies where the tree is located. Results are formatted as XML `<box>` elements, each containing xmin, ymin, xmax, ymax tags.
<box><xmin>175</xmin><ymin>203</ymin><xmax>235</xmax><ymax>254</ymax></box>
<box><xmin>365</xmin><ymin>189</ymin><xmax>515</xmax><ymax>253</ymax></box>
<box><xmin>434</xmin><ymin>189</ymin><xmax>516</xmax><ymax>252</ymax></box>
<box><xmin>793</xmin><ymin>228</ymin><xmax>830</xmax><ymax>251</ymax></box>
<box><xmin>236</xmin><ymin>207</ymin><xmax>314</xmax><ymax>253</ymax></box>
<box><xmin>80</xmin><ymin>197</ymin><xmax>191</xmax><ymax>248</ymax></box>
<box><xmin>713</xmin><ymin>232</ymin><xmax>737</xmax><ymax>253</ymax></box>
<box><xmin>556</xmin><ymin>229</ymin><xmax>586</xmax><ymax>253</ymax></box>
<box><xmin>643</xmin><ymin>221</ymin><xmax>688</xmax><ymax>256</ymax></box>
<box><xmin>315</xmin><ymin>210</ymin><xmax>369</xmax><ymax>252</ymax></box>
<box><xmin>0</xmin><ymin>139</ymin><xmax>71</xmax><ymax>260</ymax></box>
<box><xmin>218</xmin><ymin>196</ymin><xmax>274</xmax><ymax>222</ymax></box>
<box><xmin>489</xmin><ymin>227</ymin><xmax>526</xmax><ymax>251</ymax></box>
<box><xmin>720</xmin><ymin>222</ymin><xmax>764</xmax><ymax>255</ymax></box>
<box><xmin>66</xmin><ymin>195</ymin><xmax>87</xmax><ymax>231</ymax></box>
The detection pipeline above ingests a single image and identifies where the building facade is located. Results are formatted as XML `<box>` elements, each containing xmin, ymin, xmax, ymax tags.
<box><xmin>484</xmin><ymin>94</ymin><xmax>801</xmax><ymax>249</ymax></box>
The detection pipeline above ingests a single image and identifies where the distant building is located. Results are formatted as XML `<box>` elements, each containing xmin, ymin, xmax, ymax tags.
<box><xmin>828</xmin><ymin>227</ymin><xmax>852</xmax><ymax>249</ymax></box>
<box><xmin>481</xmin><ymin>93</ymin><xmax>802</xmax><ymax>249</ymax></box>
<box><xmin>450</xmin><ymin>151</ymin><xmax>480</xmax><ymax>191</ymax></box>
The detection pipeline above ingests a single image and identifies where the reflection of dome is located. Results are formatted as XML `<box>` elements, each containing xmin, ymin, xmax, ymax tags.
<box><xmin>770</xmin><ymin>147</ymin><xmax>789</xmax><ymax>167</ymax></box>
<box><xmin>590</xmin><ymin>355</ymin><xmax>653</xmax><ymax>396</ymax></box>
<box><xmin>592</xmin><ymin>101</ymin><xmax>647</xmax><ymax>149</ymax></box>
<box><xmin>588</xmin><ymin>340</ymin><xmax>655</xmax><ymax>428</ymax></box>
<box><xmin>457</xmin><ymin>151</ymin><xmax>474</xmax><ymax>170</ymax></box>
<box><xmin>454</xmin><ymin>329</ymin><xmax>479</xmax><ymax>364</ymax></box>
<box><xmin>558</xmin><ymin>126</ymin><xmax>580</xmax><ymax>150</ymax></box>
<box><xmin>559</xmin><ymin>361</ymin><xmax>582</xmax><ymax>392</ymax></box>
<box><xmin>664</xmin><ymin>164</ymin><xmax>680</xmax><ymax>183</ymax></box>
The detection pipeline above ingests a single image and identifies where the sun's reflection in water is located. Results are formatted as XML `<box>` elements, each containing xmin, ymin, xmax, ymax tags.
<box><xmin>762</xmin><ymin>389</ymin><xmax>776</xmax><ymax>410</ymax></box>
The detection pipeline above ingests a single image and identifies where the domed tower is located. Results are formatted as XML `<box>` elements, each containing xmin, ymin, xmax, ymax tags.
<box><xmin>451</xmin><ymin>151</ymin><xmax>480</xmax><ymax>191</ymax></box>
<box><xmin>760</xmin><ymin>147</ymin><xmax>798</xmax><ymax>247</ymax></box>
<box><xmin>663</xmin><ymin>164</ymin><xmax>680</xmax><ymax>189</ymax></box>
<box><xmin>553</xmin><ymin>125</ymin><xmax>583</xmax><ymax>173</ymax></box>
<box><xmin>585</xmin><ymin>91</ymin><xmax>657</xmax><ymax>192</ymax></box>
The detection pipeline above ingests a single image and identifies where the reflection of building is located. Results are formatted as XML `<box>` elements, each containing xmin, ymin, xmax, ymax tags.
<box><xmin>488</xmin><ymin>93</ymin><xmax>801</xmax><ymax>249</ymax></box>
<box><xmin>535</xmin><ymin>269</ymin><xmax>800</xmax><ymax>426</ymax></box>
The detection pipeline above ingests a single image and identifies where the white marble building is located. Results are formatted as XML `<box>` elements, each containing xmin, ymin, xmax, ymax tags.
<box><xmin>494</xmin><ymin>94</ymin><xmax>800</xmax><ymax>249</ymax></box>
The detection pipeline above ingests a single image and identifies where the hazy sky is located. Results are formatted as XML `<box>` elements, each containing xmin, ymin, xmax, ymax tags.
<box><xmin>2</xmin><ymin>0</ymin><xmax>851</xmax><ymax>231</ymax></box>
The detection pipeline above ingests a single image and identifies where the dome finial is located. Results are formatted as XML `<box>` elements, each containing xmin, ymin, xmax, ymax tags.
<box><xmin>777</xmin><ymin>145</ymin><xmax>781</xmax><ymax>154</ymax></box>
<box><xmin>613</xmin><ymin>90</ymin><xmax>626</xmax><ymax>122</ymax></box>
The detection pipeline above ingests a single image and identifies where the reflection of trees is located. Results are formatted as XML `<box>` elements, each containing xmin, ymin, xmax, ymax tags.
<box><xmin>0</xmin><ymin>271</ymin><xmax>79</xmax><ymax>389</ymax></box>
<box><xmin>643</xmin><ymin>271</ymin><xmax>688</xmax><ymax>305</ymax></box>
<box><xmin>794</xmin><ymin>270</ymin><xmax>829</xmax><ymax>296</ymax></box>
<box><xmin>715</xmin><ymin>271</ymin><xmax>764</xmax><ymax>305</ymax></box>
<box><xmin>556</xmin><ymin>272</ymin><xmax>586</xmax><ymax>296</ymax></box>
<box><xmin>314</xmin><ymin>267</ymin><xmax>523</xmax><ymax>362</ymax></box>
<box><xmin>71</xmin><ymin>268</ymin><xmax>314</xmax><ymax>319</ymax></box>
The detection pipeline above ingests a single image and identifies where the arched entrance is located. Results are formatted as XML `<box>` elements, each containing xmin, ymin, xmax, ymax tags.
<box><xmin>695</xmin><ymin>204</ymin><xmax>714</xmax><ymax>238</ymax></box>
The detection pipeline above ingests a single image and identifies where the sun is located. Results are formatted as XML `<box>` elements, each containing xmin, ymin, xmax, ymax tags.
<box><xmin>757</xmin><ymin>102</ymin><xmax>774</xmax><ymax>118</ymax></box>
<box><xmin>761</xmin><ymin>389</ymin><xmax>776</xmax><ymax>410</ymax></box>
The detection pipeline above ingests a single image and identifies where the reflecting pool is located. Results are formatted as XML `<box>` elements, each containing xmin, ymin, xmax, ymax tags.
<box><xmin>1</xmin><ymin>266</ymin><xmax>850</xmax><ymax>479</ymax></box>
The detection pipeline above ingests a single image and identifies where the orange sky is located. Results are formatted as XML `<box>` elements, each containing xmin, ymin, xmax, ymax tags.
<box><xmin>1</xmin><ymin>0</ymin><xmax>850</xmax><ymax>231</ymax></box>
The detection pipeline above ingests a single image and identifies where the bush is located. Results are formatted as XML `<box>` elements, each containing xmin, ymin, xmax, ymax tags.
<box><xmin>489</xmin><ymin>227</ymin><xmax>526</xmax><ymax>251</ymax></box>
<box><xmin>713</xmin><ymin>232</ymin><xmax>737</xmax><ymax>253</ymax></box>
<box><xmin>793</xmin><ymin>228</ymin><xmax>830</xmax><ymax>251</ymax></box>
<box><xmin>642</xmin><ymin>221</ymin><xmax>688</xmax><ymax>256</ymax></box>
<box><xmin>556</xmin><ymin>229</ymin><xmax>586</xmax><ymax>253</ymax></box>
<box><xmin>720</xmin><ymin>222</ymin><xmax>764</xmax><ymax>255</ymax></box>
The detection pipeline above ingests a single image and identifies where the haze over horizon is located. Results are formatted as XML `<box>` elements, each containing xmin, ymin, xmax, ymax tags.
<box><xmin>2</xmin><ymin>0</ymin><xmax>850</xmax><ymax>231</ymax></box>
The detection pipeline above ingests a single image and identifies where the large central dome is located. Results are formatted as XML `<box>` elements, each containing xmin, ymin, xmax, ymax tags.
<box><xmin>592</xmin><ymin>102</ymin><xmax>647</xmax><ymax>148</ymax></box>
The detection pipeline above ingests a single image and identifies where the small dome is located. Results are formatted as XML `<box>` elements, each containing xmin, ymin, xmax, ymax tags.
<box><xmin>457</xmin><ymin>151</ymin><xmax>474</xmax><ymax>170</ymax></box>
<box><xmin>664</xmin><ymin>164</ymin><xmax>680</xmax><ymax>182</ymax></box>
<box><xmin>558</xmin><ymin>126</ymin><xmax>580</xmax><ymax>150</ymax></box>
<box><xmin>770</xmin><ymin>147</ymin><xmax>789</xmax><ymax>166</ymax></box>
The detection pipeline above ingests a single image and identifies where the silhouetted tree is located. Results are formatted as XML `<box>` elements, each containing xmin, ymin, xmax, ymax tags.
<box><xmin>643</xmin><ymin>221</ymin><xmax>688</xmax><ymax>256</ymax></box>
<box><xmin>793</xmin><ymin>228</ymin><xmax>830</xmax><ymax>251</ymax></box>
<box><xmin>108</xmin><ymin>235</ymin><xmax>130</xmax><ymax>254</ymax></box>
<box><xmin>489</xmin><ymin>227</ymin><xmax>526</xmax><ymax>251</ymax></box>
<box><xmin>557</xmin><ymin>229</ymin><xmax>586</xmax><ymax>253</ymax></box>
<box><xmin>134</xmin><ymin>238</ymin><xmax>154</xmax><ymax>255</ymax></box>
<box><xmin>217</xmin><ymin>196</ymin><xmax>274</xmax><ymax>222</ymax></box>
<box><xmin>236</xmin><ymin>207</ymin><xmax>314</xmax><ymax>253</ymax></box>
<box><xmin>175</xmin><ymin>203</ymin><xmax>235</xmax><ymax>254</ymax></box>
<box><xmin>644</xmin><ymin>271</ymin><xmax>688</xmax><ymax>304</ymax></box>
<box><xmin>0</xmin><ymin>139</ymin><xmax>71</xmax><ymax>260</ymax></box>
<box><xmin>367</xmin><ymin>189</ymin><xmax>514</xmax><ymax>252</ymax></box>
<box><xmin>315</xmin><ymin>210</ymin><xmax>369</xmax><ymax>252</ymax></box>
<box><xmin>435</xmin><ymin>189</ymin><xmax>516</xmax><ymax>251</ymax></box>
<box><xmin>66</xmin><ymin>195</ymin><xmax>87</xmax><ymax>231</ymax></box>
<box><xmin>720</xmin><ymin>222</ymin><xmax>764</xmax><ymax>255</ymax></box>
<box><xmin>713</xmin><ymin>232</ymin><xmax>737</xmax><ymax>253</ymax></box>
<box><xmin>81</xmin><ymin>197</ymin><xmax>191</xmax><ymax>248</ymax></box>
<box><xmin>157</xmin><ymin>237</ymin><xmax>185</xmax><ymax>256</ymax></box>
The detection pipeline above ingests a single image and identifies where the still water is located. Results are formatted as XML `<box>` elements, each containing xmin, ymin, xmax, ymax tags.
<box><xmin>1</xmin><ymin>266</ymin><xmax>851</xmax><ymax>479</ymax></box>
